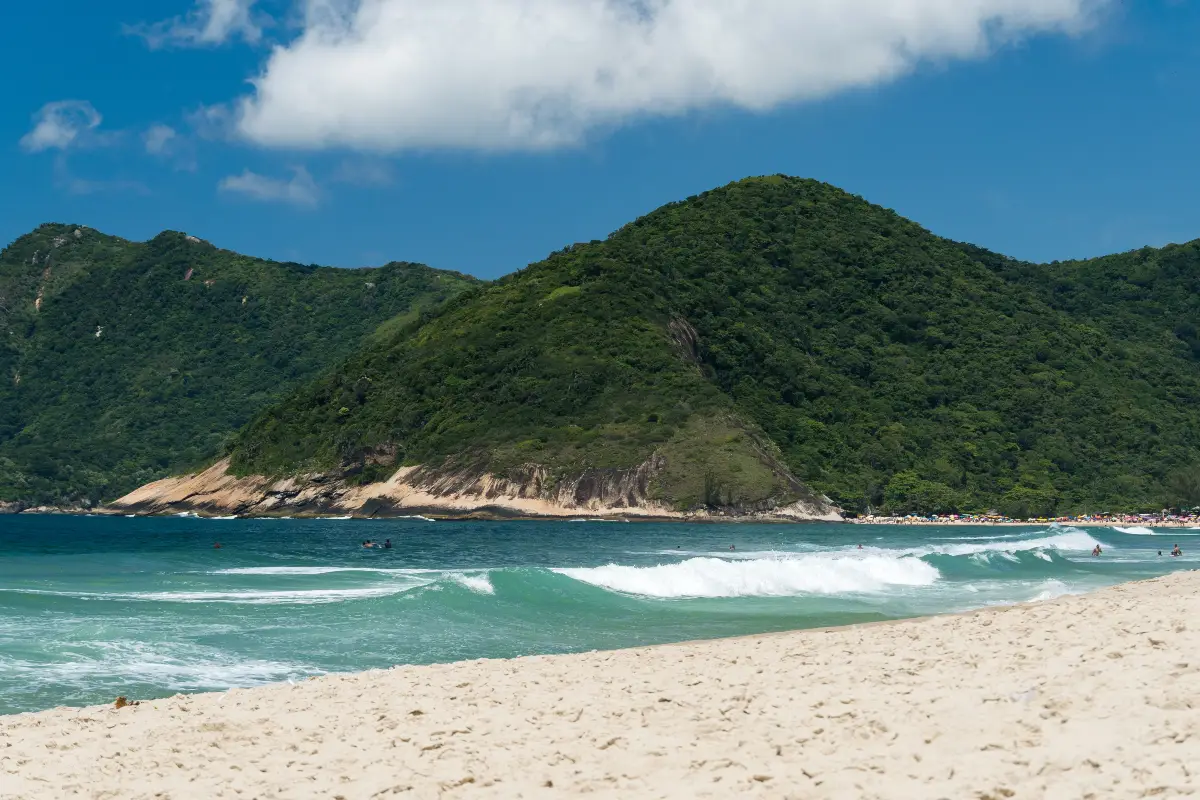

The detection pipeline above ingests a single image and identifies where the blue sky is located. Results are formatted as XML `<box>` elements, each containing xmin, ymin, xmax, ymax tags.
<box><xmin>3</xmin><ymin>1</ymin><xmax>1199</xmax><ymax>279</ymax></box>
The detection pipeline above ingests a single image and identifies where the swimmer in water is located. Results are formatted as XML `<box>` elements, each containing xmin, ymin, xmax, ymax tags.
<box><xmin>213</xmin><ymin>542</ymin><xmax>222</xmax><ymax>549</ymax></box>
<box><xmin>1172</xmin><ymin>544</ymin><xmax>1183</xmax><ymax>557</ymax></box>
<box><xmin>383</xmin><ymin>539</ymin><xmax>392</xmax><ymax>549</ymax></box>
<box><xmin>1092</xmin><ymin>545</ymin><xmax>1102</xmax><ymax>557</ymax></box>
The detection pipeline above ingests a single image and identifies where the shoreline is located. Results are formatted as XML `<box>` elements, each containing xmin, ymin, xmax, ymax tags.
<box><xmin>4</xmin><ymin>571</ymin><xmax>1197</xmax><ymax>797</ymax></box>
<box><xmin>100</xmin><ymin>457</ymin><xmax>844</xmax><ymax>524</ymax></box>
<box><xmin>851</xmin><ymin>518</ymin><xmax>1200</xmax><ymax>529</ymax></box>
<box><xmin>13</xmin><ymin>506</ymin><xmax>1200</xmax><ymax>528</ymax></box>
<box><xmin>14</xmin><ymin>506</ymin><xmax>843</xmax><ymax>524</ymax></box>
<box><xmin>9</xmin><ymin>500</ymin><xmax>1197</xmax><ymax>529</ymax></box>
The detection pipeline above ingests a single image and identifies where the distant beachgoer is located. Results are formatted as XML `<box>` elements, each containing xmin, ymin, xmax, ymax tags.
<box><xmin>1172</xmin><ymin>544</ymin><xmax>1183</xmax><ymax>557</ymax></box>
<box><xmin>730</xmin><ymin>545</ymin><xmax>736</xmax><ymax>551</ymax></box>
<box><xmin>1092</xmin><ymin>545</ymin><xmax>1102</xmax><ymax>557</ymax></box>
<box><xmin>1158</xmin><ymin>550</ymin><xmax>1163</xmax><ymax>557</ymax></box>
<box><xmin>858</xmin><ymin>544</ymin><xmax>863</xmax><ymax>550</ymax></box>
<box><xmin>213</xmin><ymin>542</ymin><xmax>221</xmax><ymax>549</ymax></box>
<box><xmin>363</xmin><ymin>540</ymin><xmax>374</xmax><ymax>548</ymax></box>
<box><xmin>384</xmin><ymin>539</ymin><xmax>392</xmax><ymax>549</ymax></box>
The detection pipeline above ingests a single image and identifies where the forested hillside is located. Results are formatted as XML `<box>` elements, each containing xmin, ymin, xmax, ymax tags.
<box><xmin>0</xmin><ymin>225</ymin><xmax>477</xmax><ymax>505</ymax></box>
<box><xmin>229</xmin><ymin>177</ymin><xmax>1200</xmax><ymax>516</ymax></box>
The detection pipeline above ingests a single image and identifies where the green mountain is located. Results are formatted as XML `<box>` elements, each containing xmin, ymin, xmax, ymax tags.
<box><xmin>226</xmin><ymin>176</ymin><xmax>1200</xmax><ymax>517</ymax></box>
<box><xmin>0</xmin><ymin>224</ymin><xmax>477</xmax><ymax>506</ymax></box>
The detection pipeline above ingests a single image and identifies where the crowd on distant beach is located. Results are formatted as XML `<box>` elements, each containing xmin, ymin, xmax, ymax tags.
<box><xmin>854</xmin><ymin>511</ymin><xmax>1200</xmax><ymax>527</ymax></box>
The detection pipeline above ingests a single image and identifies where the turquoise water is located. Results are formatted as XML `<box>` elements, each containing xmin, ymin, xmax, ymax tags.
<box><xmin>1</xmin><ymin>515</ymin><xmax>1196</xmax><ymax>715</ymax></box>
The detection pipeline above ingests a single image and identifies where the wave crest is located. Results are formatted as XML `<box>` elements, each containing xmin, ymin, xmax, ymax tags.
<box><xmin>556</xmin><ymin>555</ymin><xmax>939</xmax><ymax>599</ymax></box>
<box><xmin>907</xmin><ymin>529</ymin><xmax>1103</xmax><ymax>557</ymax></box>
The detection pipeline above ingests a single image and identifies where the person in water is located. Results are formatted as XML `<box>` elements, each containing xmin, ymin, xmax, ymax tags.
<box><xmin>213</xmin><ymin>542</ymin><xmax>222</xmax><ymax>550</ymax></box>
<box><xmin>362</xmin><ymin>540</ymin><xmax>375</xmax><ymax>548</ymax></box>
<box><xmin>384</xmin><ymin>539</ymin><xmax>393</xmax><ymax>549</ymax></box>
<box><xmin>1172</xmin><ymin>544</ymin><xmax>1183</xmax><ymax>557</ymax></box>
<box><xmin>1092</xmin><ymin>545</ymin><xmax>1102</xmax><ymax>557</ymax></box>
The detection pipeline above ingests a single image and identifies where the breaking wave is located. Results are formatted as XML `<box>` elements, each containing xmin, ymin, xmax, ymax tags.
<box><xmin>556</xmin><ymin>555</ymin><xmax>939</xmax><ymax>598</ymax></box>
<box><xmin>9</xmin><ymin>587</ymin><xmax>415</xmax><ymax>605</ymax></box>
<box><xmin>209</xmin><ymin>566</ymin><xmax>443</xmax><ymax>576</ymax></box>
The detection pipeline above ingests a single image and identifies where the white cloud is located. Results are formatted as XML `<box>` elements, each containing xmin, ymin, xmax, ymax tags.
<box><xmin>144</xmin><ymin>124</ymin><xmax>179</xmax><ymax>155</ymax></box>
<box><xmin>20</xmin><ymin>101</ymin><xmax>103</xmax><ymax>152</ymax></box>
<box><xmin>234</xmin><ymin>0</ymin><xmax>1109</xmax><ymax>152</ymax></box>
<box><xmin>218</xmin><ymin>166</ymin><xmax>319</xmax><ymax>206</ymax></box>
<box><xmin>129</xmin><ymin>0</ymin><xmax>262</xmax><ymax>48</ymax></box>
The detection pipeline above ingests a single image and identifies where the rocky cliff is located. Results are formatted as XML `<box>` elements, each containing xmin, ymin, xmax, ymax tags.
<box><xmin>108</xmin><ymin>458</ymin><xmax>843</xmax><ymax>522</ymax></box>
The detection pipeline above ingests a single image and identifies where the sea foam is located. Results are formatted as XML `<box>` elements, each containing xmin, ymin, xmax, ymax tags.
<box><xmin>904</xmin><ymin>529</ymin><xmax>1103</xmax><ymax>557</ymax></box>
<box><xmin>0</xmin><ymin>640</ymin><xmax>319</xmax><ymax>694</ymax></box>
<box><xmin>209</xmin><ymin>566</ymin><xmax>443</xmax><ymax>576</ymax></box>
<box><xmin>556</xmin><ymin>554</ymin><xmax>939</xmax><ymax>599</ymax></box>
<box><xmin>1027</xmin><ymin>580</ymin><xmax>1077</xmax><ymax>603</ymax></box>
<box><xmin>447</xmin><ymin>572</ymin><xmax>495</xmax><ymax>594</ymax></box>
<box><xmin>15</xmin><ymin>586</ymin><xmax>416</xmax><ymax>605</ymax></box>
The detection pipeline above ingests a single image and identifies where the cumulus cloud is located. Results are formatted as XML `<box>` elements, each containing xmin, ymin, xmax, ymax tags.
<box><xmin>20</xmin><ymin>101</ymin><xmax>104</xmax><ymax>152</ymax></box>
<box><xmin>234</xmin><ymin>0</ymin><xmax>1108</xmax><ymax>152</ymax></box>
<box><xmin>129</xmin><ymin>0</ymin><xmax>262</xmax><ymax>48</ymax></box>
<box><xmin>218</xmin><ymin>166</ymin><xmax>319</xmax><ymax>206</ymax></box>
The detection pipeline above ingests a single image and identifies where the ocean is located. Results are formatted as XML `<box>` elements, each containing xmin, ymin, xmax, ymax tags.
<box><xmin>0</xmin><ymin>515</ymin><xmax>1195</xmax><ymax>715</ymax></box>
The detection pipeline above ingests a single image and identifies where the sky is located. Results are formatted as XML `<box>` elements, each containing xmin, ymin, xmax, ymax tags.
<box><xmin>3</xmin><ymin>1</ymin><xmax>1200</xmax><ymax>279</ymax></box>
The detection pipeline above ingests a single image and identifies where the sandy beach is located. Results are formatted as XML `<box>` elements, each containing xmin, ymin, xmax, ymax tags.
<box><xmin>3</xmin><ymin>572</ymin><xmax>1198</xmax><ymax>799</ymax></box>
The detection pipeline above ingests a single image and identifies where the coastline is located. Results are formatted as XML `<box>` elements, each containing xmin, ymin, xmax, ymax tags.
<box><xmin>851</xmin><ymin>517</ymin><xmax>1199</xmax><ymax>529</ymax></box>
<box><xmin>96</xmin><ymin>458</ymin><xmax>844</xmax><ymax>524</ymax></box>
<box><xmin>24</xmin><ymin>507</ymin><xmax>1199</xmax><ymax>528</ymax></box>
<box><xmin>16</xmin><ymin>505</ymin><xmax>842</xmax><ymax>524</ymax></box>
<box><xmin>3</xmin><ymin>571</ymin><xmax>1197</xmax><ymax>798</ymax></box>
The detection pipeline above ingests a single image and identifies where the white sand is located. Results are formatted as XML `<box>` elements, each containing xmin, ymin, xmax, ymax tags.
<box><xmin>3</xmin><ymin>572</ymin><xmax>1198</xmax><ymax>799</ymax></box>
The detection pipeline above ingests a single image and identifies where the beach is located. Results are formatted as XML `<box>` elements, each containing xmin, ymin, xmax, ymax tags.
<box><xmin>3</xmin><ymin>570</ymin><xmax>1197</xmax><ymax>799</ymax></box>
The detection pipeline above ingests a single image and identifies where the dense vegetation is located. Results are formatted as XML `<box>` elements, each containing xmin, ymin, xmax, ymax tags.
<box><xmin>0</xmin><ymin>225</ymin><xmax>476</xmax><ymax>505</ymax></box>
<box><xmin>231</xmin><ymin>177</ymin><xmax>1200</xmax><ymax>517</ymax></box>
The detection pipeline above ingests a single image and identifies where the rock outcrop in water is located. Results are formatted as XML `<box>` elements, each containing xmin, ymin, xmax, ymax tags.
<box><xmin>108</xmin><ymin>458</ymin><xmax>842</xmax><ymax>522</ymax></box>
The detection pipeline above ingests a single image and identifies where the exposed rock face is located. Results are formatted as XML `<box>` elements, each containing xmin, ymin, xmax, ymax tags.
<box><xmin>0</xmin><ymin>501</ymin><xmax>91</xmax><ymax>514</ymax></box>
<box><xmin>108</xmin><ymin>458</ymin><xmax>843</xmax><ymax>522</ymax></box>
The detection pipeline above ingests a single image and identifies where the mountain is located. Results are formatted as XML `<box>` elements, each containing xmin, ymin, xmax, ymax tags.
<box><xmin>0</xmin><ymin>224</ymin><xmax>478</xmax><ymax>506</ymax></box>
<box><xmin>109</xmin><ymin>176</ymin><xmax>1200</xmax><ymax>520</ymax></box>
